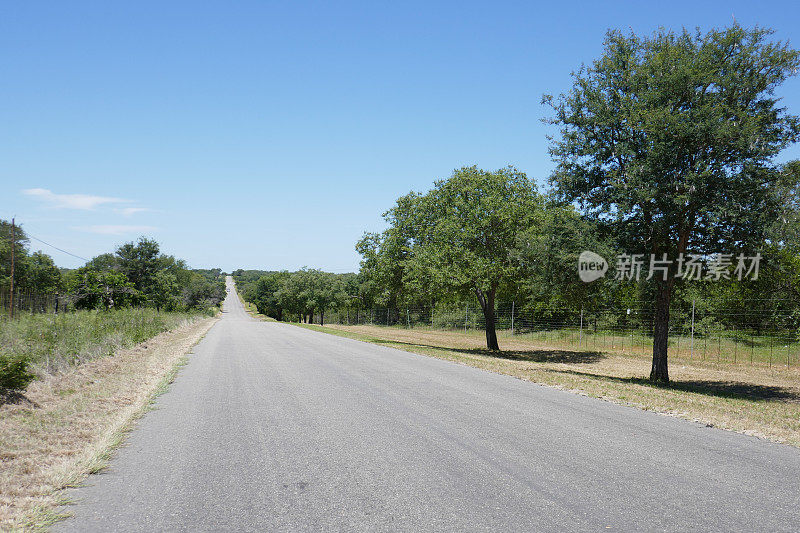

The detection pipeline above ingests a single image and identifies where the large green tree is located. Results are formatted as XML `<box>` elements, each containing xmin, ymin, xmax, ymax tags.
<box><xmin>65</xmin><ymin>267</ymin><xmax>138</xmax><ymax>310</ymax></box>
<box><xmin>115</xmin><ymin>237</ymin><xmax>188</xmax><ymax>307</ymax></box>
<box><xmin>0</xmin><ymin>221</ymin><xmax>63</xmax><ymax>298</ymax></box>
<box><xmin>0</xmin><ymin>221</ymin><xmax>30</xmax><ymax>294</ymax></box>
<box><xmin>514</xmin><ymin>201</ymin><xmax>619</xmax><ymax>315</ymax></box>
<box><xmin>24</xmin><ymin>251</ymin><xmax>62</xmax><ymax>294</ymax></box>
<box><xmin>373</xmin><ymin>166</ymin><xmax>541</xmax><ymax>350</ymax></box>
<box><xmin>545</xmin><ymin>26</ymin><xmax>800</xmax><ymax>382</ymax></box>
<box><xmin>115</xmin><ymin>237</ymin><xmax>162</xmax><ymax>292</ymax></box>
<box><xmin>250</xmin><ymin>271</ymin><xmax>291</xmax><ymax>320</ymax></box>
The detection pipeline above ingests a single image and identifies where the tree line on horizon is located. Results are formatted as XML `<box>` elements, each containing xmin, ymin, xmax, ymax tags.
<box><xmin>0</xmin><ymin>223</ymin><xmax>226</xmax><ymax>314</ymax></box>
<box><xmin>238</xmin><ymin>24</ymin><xmax>800</xmax><ymax>383</ymax></box>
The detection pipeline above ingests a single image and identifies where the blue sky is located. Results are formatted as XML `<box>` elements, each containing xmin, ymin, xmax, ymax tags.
<box><xmin>3</xmin><ymin>1</ymin><xmax>800</xmax><ymax>272</ymax></box>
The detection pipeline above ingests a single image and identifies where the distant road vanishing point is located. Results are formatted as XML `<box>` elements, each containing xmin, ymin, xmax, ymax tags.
<box><xmin>58</xmin><ymin>276</ymin><xmax>800</xmax><ymax>532</ymax></box>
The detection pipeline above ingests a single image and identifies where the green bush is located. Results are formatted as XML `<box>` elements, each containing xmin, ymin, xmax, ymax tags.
<box><xmin>0</xmin><ymin>353</ymin><xmax>35</xmax><ymax>394</ymax></box>
<box><xmin>432</xmin><ymin>306</ymin><xmax>480</xmax><ymax>329</ymax></box>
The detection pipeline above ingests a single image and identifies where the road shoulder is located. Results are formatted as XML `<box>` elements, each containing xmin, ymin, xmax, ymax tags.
<box><xmin>0</xmin><ymin>316</ymin><xmax>217</xmax><ymax>531</ymax></box>
<box><xmin>292</xmin><ymin>322</ymin><xmax>800</xmax><ymax>449</ymax></box>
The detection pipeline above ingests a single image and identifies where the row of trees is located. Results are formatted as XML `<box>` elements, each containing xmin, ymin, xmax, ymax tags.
<box><xmin>1</xmin><ymin>225</ymin><xmax>226</xmax><ymax>314</ymax></box>
<box><xmin>0</xmin><ymin>221</ymin><xmax>62</xmax><ymax>297</ymax></box>
<box><xmin>359</xmin><ymin>25</ymin><xmax>800</xmax><ymax>383</ymax></box>
<box><xmin>238</xmin><ymin>25</ymin><xmax>800</xmax><ymax>384</ymax></box>
<box><xmin>234</xmin><ymin>268</ymin><xmax>357</xmax><ymax>325</ymax></box>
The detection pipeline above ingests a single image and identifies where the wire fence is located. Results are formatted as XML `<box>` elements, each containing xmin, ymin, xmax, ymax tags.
<box><xmin>307</xmin><ymin>304</ymin><xmax>800</xmax><ymax>369</ymax></box>
<box><xmin>0</xmin><ymin>289</ymin><xmax>71</xmax><ymax>317</ymax></box>
<box><xmin>12</xmin><ymin>286</ymin><xmax>799</xmax><ymax>369</ymax></box>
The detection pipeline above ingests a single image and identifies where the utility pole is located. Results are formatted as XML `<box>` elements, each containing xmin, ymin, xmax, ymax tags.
<box><xmin>9</xmin><ymin>218</ymin><xmax>15</xmax><ymax>319</ymax></box>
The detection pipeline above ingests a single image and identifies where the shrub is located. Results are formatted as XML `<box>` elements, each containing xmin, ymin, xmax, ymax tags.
<box><xmin>0</xmin><ymin>353</ymin><xmax>35</xmax><ymax>394</ymax></box>
<box><xmin>432</xmin><ymin>306</ymin><xmax>480</xmax><ymax>329</ymax></box>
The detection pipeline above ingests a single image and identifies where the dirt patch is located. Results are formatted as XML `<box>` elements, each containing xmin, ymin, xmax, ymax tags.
<box><xmin>0</xmin><ymin>316</ymin><xmax>217</xmax><ymax>531</ymax></box>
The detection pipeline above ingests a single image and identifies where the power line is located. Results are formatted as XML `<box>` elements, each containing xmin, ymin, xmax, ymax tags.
<box><xmin>27</xmin><ymin>234</ymin><xmax>90</xmax><ymax>262</ymax></box>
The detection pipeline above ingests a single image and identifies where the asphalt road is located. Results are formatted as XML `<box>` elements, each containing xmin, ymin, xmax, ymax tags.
<box><xmin>58</xmin><ymin>277</ymin><xmax>800</xmax><ymax>532</ymax></box>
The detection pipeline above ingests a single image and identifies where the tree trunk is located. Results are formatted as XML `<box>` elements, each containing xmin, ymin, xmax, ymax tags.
<box><xmin>320</xmin><ymin>309</ymin><xmax>325</xmax><ymax>326</ymax></box>
<box><xmin>276</xmin><ymin>308</ymin><xmax>283</xmax><ymax>321</ymax></box>
<box><xmin>650</xmin><ymin>278</ymin><xmax>671</xmax><ymax>383</ymax></box>
<box><xmin>475</xmin><ymin>286</ymin><xmax>500</xmax><ymax>351</ymax></box>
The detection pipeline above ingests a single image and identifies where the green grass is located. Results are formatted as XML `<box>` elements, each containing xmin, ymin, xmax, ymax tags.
<box><xmin>0</xmin><ymin>308</ymin><xmax>201</xmax><ymax>376</ymax></box>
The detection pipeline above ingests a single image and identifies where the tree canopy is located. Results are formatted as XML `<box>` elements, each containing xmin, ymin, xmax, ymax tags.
<box><xmin>359</xmin><ymin>166</ymin><xmax>542</xmax><ymax>349</ymax></box>
<box><xmin>1</xmin><ymin>225</ymin><xmax>225</xmax><ymax>314</ymax></box>
<box><xmin>545</xmin><ymin>25</ymin><xmax>800</xmax><ymax>382</ymax></box>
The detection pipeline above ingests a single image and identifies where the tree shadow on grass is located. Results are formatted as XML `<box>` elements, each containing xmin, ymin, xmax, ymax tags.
<box><xmin>368</xmin><ymin>338</ymin><xmax>606</xmax><ymax>364</ymax></box>
<box><xmin>545</xmin><ymin>368</ymin><xmax>800</xmax><ymax>403</ymax></box>
<box><xmin>0</xmin><ymin>390</ymin><xmax>38</xmax><ymax>408</ymax></box>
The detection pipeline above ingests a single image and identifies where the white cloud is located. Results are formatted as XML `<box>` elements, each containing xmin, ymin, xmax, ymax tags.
<box><xmin>115</xmin><ymin>207</ymin><xmax>151</xmax><ymax>217</ymax></box>
<box><xmin>22</xmin><ymin>188</ymin><xmax>127</xmax><ymax>210</ymax></box>
<box><xmin>73</xmin><ymin>225</ymin><xmax>158</xmax><ymax>236</ymax></box>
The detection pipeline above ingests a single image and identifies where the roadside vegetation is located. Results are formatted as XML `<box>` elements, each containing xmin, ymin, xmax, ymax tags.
<box><xmin>0</xmin><ymin>231</ymin><xmax>225</xmax><ymax>400</ymax></box>
<box><xmin>0</xmin><ymin>309</ymin><xmax>198</xmax><ymax>378</ymax></box>
<box><xmin>0</xmin><ymin>316</ymin><xmax>216</xmax><ymax>530</ymax></box>
<box><xmin>0</xmin><ymin>231</ymin><xmax>224</xmax><ymax>528</ymax></box>
<box><xmin>237</xmin><ymin>24</ymin><xmax>800</xmax><ymax>388</ymax></box>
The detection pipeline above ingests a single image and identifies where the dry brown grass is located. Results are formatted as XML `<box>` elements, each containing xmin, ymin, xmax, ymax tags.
<box><xmin>0</xmin><ymin>316</ymin><xmax>217</xmax><ymax>531</ymax></box>
<box><xmin>301</xmin><ymin>323</ymin><xmax>800</xmax><ymax>448</ymax></box>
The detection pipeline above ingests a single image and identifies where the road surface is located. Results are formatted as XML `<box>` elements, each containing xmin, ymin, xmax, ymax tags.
<box><xmin>59</xmin><ymin>277</ymin><xmax>800</xmax><ymax>531</ymax></box>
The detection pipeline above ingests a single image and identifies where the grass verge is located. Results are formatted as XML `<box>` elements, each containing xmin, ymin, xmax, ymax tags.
<box><xmin>293</xmin><ymin>322</ymin><xmax>800</xmax><ymax>448</ymax></box>
<box><xmin>0</xmin><ymin>309</ymin><xmax>202</xmax><ymax>376</ymax></box>
<box><xmin>0</xmin><ymin>316</ymin><xmax>217</xmax><ymax>531</ymax></box>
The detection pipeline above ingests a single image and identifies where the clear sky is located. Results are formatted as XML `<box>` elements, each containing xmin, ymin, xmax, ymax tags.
<box><xmin>3</xmin><ymin>1</ymin><xmax>800</xmax><ymax>272</ymax></box>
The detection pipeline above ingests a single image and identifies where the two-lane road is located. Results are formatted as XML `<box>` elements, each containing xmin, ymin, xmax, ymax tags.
<box><xmin>59</xmin><ymin>277</ymin><xmax>800</xmax><ymax>531</ymax></box>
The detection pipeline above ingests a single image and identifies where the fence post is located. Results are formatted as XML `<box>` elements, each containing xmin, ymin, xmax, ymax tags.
<box><xmin>690</xmin><ymin>299</ymin><xmax>695</xmax><ymax>359</ymax></box>
<box><xmin>9</xmin><ymin>218</ymin><xmax>15</xmax><ymax>319</ymax></box>
<box><xmin>511</xmin><ymin>301</ymin><xmax>515</xmax><ymax>335</ymax></box>
<box><xmin>770</xmin><ymin>333</ymin><xmax>773</xmax><ymax>369</ymax></box>
<box><xmin>406</xmin><ymin>308</ymin><xmax>411</xmax><ymax>329</ymax></box>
